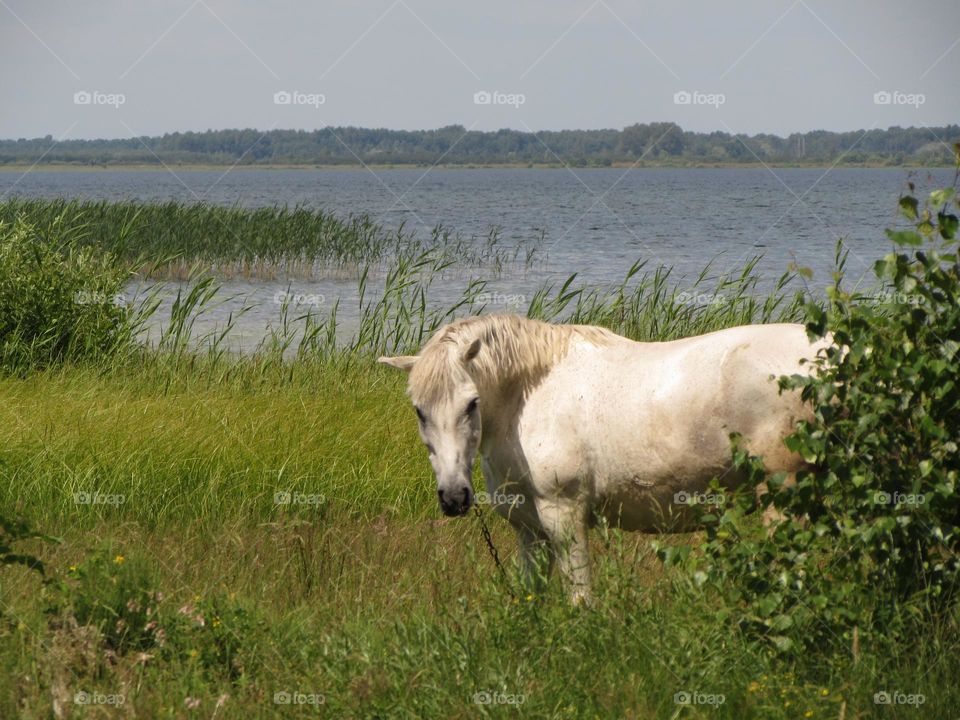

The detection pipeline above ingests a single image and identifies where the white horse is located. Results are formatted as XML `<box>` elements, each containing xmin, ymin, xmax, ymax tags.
<box><xmin>379</xmin><ymin>315</ymin><xmax>828</xmax><ymax>603</ymax></box>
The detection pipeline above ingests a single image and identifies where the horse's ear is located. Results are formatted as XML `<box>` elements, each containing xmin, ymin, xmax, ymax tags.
<box><xmin>378</xmin><ymin>355</ymin><xmax>418</xmax><ymax>372</ymax></box>
<box><xmin>461</xmin><ymin>338</ymin><xmax>481</xmax><ymax>364</ymax></box>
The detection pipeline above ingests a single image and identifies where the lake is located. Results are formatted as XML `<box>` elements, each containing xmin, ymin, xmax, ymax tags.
<box><xmin>2</xmin><ymin>166</ymin><xmax>949</xmax><ymax>347</ymax></box>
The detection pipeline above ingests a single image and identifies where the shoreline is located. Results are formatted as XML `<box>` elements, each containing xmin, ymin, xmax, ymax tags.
<box><xmin>0</xmin><ymin>161</ymin><xmax>951</xmax><ymax>172</ymax></box>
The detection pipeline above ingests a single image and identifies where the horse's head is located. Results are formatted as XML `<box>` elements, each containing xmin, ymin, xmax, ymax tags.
<box><xmin>379</xmin><ymin>337</ymin><xmax>483</xmax><ymax>517</ymax></box>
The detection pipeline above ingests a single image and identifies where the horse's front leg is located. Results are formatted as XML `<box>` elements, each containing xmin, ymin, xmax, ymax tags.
<box><xmin>536</xmin><ymin>498</ymin><xmax>591</xmax><ymax>605</ymax></box>
<box><xmin>515</xmin><ymin>525</ymin><xmax>552</xmax><ymax>594</ymax></box>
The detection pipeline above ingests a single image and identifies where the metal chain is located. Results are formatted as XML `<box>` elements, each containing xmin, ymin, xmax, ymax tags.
<box><xmin>474</xmin><ymin>506</ymin><xmax>516</xmax><ymax>599</ymax></box>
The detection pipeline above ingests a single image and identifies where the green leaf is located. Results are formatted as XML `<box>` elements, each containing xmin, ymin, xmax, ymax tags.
<box><xmin>885</xmin><ymin>229</ymin><xmax>923</xmax><ymax>246</ymax></box>
<box><xmin>770</xmin><ymin>636</ymin><xmax>795</xmax><ymax>653</ymax></box>
<box><xmin>930</xmin><ymin>188</ymin><xmax>955</xmax><ymax>208</ymax></box>
<box><xmin>899</xmin><ymin>195</ymin><xmax>919</xmax><ymax>220</ymax></box>
<box><xmin>938</xmin><ymin>213</ymin><xmax>958</xmax><ymax>240</ymax></box>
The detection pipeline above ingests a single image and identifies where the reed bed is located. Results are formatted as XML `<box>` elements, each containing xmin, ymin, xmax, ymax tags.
<box><xmin>0</xmin><ymin>198</ymin><xmax>542</xmax><ymax>280</ymax></box>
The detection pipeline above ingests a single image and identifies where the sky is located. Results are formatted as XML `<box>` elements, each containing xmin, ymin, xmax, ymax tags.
<box><xmin>1</xmin><ymin>0</ymin><xmax>958</xmax><ymax>141</ymax></box>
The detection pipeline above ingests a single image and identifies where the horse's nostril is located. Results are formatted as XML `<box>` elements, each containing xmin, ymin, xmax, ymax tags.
<box><xmin>461</xmin><ymin>487</ymin><xmax>470</xmax><ymax>501</ymax></box>
<box><xmin>437</xmin><ymin>489</ymin><xmax>445</xmax><ymax>502</ymax></box>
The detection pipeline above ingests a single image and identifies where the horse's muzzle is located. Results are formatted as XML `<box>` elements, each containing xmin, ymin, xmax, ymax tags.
<box><xmin>438</xmin><ymin>486</ymin><xmax>473</xmax><ymax>517</ymax></box>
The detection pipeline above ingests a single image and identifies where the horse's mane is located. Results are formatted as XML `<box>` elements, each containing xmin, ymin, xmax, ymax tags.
<box><xmin>408</xmin><ymin>315</ymin><xmax>619</xmax><ymax>404</ymax></box>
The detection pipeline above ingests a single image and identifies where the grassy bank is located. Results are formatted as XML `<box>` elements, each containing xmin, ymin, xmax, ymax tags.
<box><xmin>2</xmin><ymin>358</ymin><xmax>957</xmax><ymax>719</ymax></box>
<box><xmin>1</xmin><ymin>195</ymin><xmax>958</xmax><ymax>718</ymax></box>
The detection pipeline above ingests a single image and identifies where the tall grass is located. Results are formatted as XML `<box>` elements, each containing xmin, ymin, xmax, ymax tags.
<box><xmin>0</xmin><ymin>198</ymin><xmax>542</xmax><ymax>280</ymax></box>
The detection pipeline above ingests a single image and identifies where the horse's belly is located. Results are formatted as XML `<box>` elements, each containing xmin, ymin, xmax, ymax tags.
<box><xmin>595</xmin><ymin>462</ymin><xmax>738</xmax><ymax>532</ymax></box>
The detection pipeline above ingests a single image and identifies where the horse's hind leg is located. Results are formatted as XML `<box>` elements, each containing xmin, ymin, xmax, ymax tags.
<box><xmin>536</xmin><ymin>498</ymin><xmax>591</xmax><ymax>605</ymax></box>
<box><xmin>516</xmin><ymin>525</ymin><xmax>553</xmax><ymax>594</ymax></box>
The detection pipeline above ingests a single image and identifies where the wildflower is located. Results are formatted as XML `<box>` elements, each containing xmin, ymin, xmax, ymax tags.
<box><xmin>114</xmin><ymin>554</ymin><xmax>125</xmax><ymax>565</ymax></box>
<box><xmin>68</xmin><ymin>565</ymin><xmax>77</xmax><ymax>572</ymax></box>
<box><xmin>525</xmin><ymin>594</ymin><xmax>534</xmax><ymax>602</ymax></box>
<box><xmin>212</xmin><ymin>617</ymin><xmax>222</xmax><ymax>628</ymax></box>
<box><xmin>747</xmin><ymin>681</ymin><xmax>761</xmax><ymax>693</ymax></box>
<box><xmin>804</xmin><ymin>711</ymin><xmax>814</xmax><ymax>718</ymax></box>
<box><xmin>188</xmin><ymin>649</ymin><xmax>199</xmax><ymax>658</ymax></box>
<box><xmin>820</xmin><ymin>688</ymin><xmax>829</xmax><ymax>697</ymax></box>
<box><xmin>184</xmin><ymin>696</ymin><xmax>201</xmax><ymax>709</ymax></box>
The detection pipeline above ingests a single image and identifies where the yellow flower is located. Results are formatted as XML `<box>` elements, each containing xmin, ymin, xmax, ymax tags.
<box><xmin>747</xmin><ymin>681</ymin><xmax>761</xmax><ymax>693</ymax></box>
<box><xmin>68</xmin><ymin>565</ymin><xmax>77</xmax><ymax>572</ymax></box>
<box><xmin>804</xmin><ymin>711</ymin><xmax>814</xmax><ymax>718</ymax></box>
<box><xmin>113</xmin><ymin>555</ymin><xmax>125</xmax><ymax>565</ymax></box>
<box><xmin>212</xmin><ymin>617</ymin><xmax>222</xmax><ymax>628</ymax></box>
<box><xmin>188</xmin><ymin>649</ymin><xmax>199</xmax><ymax>658</ymax></box>
<box><xmin>820</xmin><ymin>688</ymin><xmax>829</xmax><ymax>697</ymax></box>
<box><xmin>525</xmin><ymin>594</ymin><xmax>534</xmax><ymax>602</ymax></box>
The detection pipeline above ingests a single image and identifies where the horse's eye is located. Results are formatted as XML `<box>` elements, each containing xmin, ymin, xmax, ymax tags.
<box><xmin>465</xmin><ymin>397</ymin><xmax>479</xmax><ymax>416</ymax></box>
<box><xmin>415</xmin><ymin>406</ymin><xmax>426</xmax><ymax>424</ymax></box>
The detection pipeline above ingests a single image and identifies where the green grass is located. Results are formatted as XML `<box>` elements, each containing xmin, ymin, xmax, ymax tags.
<box><xmin>0</xmin><ymin>198</ymin><xmax>540</xmax><ymax>280</ymax></box>
<box><xmin>1</xmin><ymin>357</ymin><xmax>958</xmax><ymax>718</ymax></box>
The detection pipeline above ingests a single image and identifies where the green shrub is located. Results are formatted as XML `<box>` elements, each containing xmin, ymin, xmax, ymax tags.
<box><xmin>675</xmin><ymin>166</ymin><xmax>960</xmax><ymax>654</ymax></box>
<box><xmin>0</xmin><ymin>213</ymin><xmax>135</xmax><ymax>371</ymax></box>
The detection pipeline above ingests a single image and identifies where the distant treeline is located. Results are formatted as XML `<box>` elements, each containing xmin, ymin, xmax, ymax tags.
<box><xmin>2</xmin><ymin>123</ymin><xmax>957</xmax><ymax>166</ymax></box>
